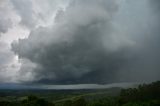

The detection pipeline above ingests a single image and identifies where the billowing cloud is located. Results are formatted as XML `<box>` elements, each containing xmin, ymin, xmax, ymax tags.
<box><xmin>0</xmin><ymin>42</ymin><xmax>20</xmax><ymax>83</ymax></box>
<box><xmin>10</xmin><ymin>0</ymin><xmax>160</xmax><ymax>84</ymax></box>
<box><xmin>11</xmin><ymin>0</ymin><xmax>36</xmax><ymax>28</ymax></box>
<box><xmin>12</xmin><ymin>0</ymin><xmax>130</xmax><ymax>84</ymax></box>
<box><xmin>0</xmin><ymin>18</ymin><xmax>12</xmax><ymax>34</ymax></box>
<box><xmin>0</xmin><ymin>0</ymin><xmax>68</xmax><ymax>83</ymax></box>
<box><xmin>0</xmin><ymin>0</ymin><xmax>13</xmax><ymax>35</ymax></box>
<box><xmin>10</xmin><ymin>0</ymin><xmax>69</xmax><ymax>29</ymax></box>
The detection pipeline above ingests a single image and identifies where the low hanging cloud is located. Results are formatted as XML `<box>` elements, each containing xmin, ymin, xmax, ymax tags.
<box><xmin>12</xmin><ymin>0</ymin><xmax>160</xmax><ymax>84</ymax></box>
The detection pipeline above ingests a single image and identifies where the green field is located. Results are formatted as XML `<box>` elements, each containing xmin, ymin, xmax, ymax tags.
<box><xmin>0</xmin><ymin>81</ymin><xmax>160</xmax><ymax>106</ymax></box>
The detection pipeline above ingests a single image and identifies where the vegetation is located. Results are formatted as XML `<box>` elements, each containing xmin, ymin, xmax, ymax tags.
<box><xmin>0</xmin><ymin>81</ymin><xmax>159</xmax><ymax>106</ymax></box>
<box><xmin>118</xmin><ymin>81</ymin><xmax>160</xmax><ymax>106</ymax></box>
<box><xmin>0</xmin><ymin>95</ymin><xmax>54</xmax><ymax>106</ymax></box>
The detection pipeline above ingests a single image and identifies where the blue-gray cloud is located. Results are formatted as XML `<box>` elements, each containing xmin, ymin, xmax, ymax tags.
<box><xmin>12</xmin><ymin>0</ymin><xmax>160</xmax><ymax>84</ymax></box>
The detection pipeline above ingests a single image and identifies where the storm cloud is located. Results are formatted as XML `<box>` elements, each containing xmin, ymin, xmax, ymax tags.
<box><xmin>11</xmin><ymin>0</ymin><xmax>160</xmax><ymax>84</ymax></box>
<box><xmin>0</xmin><ymin>0</ymin><xmax>12</xmax><ymax>35</ymax></box>
<box><xmin>0</xmin><ymin>42</ymin><xmax>19</xmax><ymax>83</ymax></box>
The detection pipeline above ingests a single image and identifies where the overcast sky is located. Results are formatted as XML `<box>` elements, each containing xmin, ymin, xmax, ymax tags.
<box><xmin>0</xmin><ymin>0</ymin><xmax>160</xmax><ymax>85</ymax></box>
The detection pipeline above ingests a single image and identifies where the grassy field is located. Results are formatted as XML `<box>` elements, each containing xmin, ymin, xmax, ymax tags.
<box><xmin>0</xmin><ymin>87</ymin><xmax>121</xmax><ymax>102</ymax></box>
<box><xmin>0</xmin><ymin>81</ymin><xmax>159</xmax><ymax>106</ymax></box>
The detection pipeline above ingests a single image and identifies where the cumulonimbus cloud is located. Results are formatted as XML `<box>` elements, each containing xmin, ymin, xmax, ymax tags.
<box><xmin>11</xmin><ymin>0</ymin><xmax>160</xmax><ymax>84</ymax></box>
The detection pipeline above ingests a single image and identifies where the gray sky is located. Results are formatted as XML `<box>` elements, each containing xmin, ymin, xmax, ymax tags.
<box><xmin>0</xmin><ymin>0</ymin><xmax>160</xmax><ymax>85</ymax></box>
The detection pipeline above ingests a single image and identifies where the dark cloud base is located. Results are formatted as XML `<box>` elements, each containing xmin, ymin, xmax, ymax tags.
<box><xmin>12</xmin><ymin>0</ymin><xmax>160</xmax><ymax>84</ymax></box>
